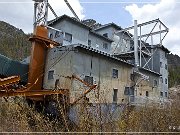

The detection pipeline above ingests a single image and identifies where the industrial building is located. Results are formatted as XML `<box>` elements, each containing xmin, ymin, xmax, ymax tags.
<box><xmin>40</xmin><ymin>15</ymin><xmax>170</xmax><ymax>105</ymax></box>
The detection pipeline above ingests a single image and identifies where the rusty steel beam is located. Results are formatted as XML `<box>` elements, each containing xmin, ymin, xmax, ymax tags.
<box><xmin>72</xmin><ymin>74</ymin><xmax>92</xmax><ymax>87</ymax></box>
<box><xmin>0</xmin><ymin>76</ymin><xmax>20</xmax><ymax>88</ymax></box>
<box><xmin>71</xmin><ymin>85</ymin><xmax>97</xmax><ymax>105</ymax></box>
<box><xmin>0</xmin><ymin>89</ymin><xmax>68</xmax><ymax>98</ymax></box>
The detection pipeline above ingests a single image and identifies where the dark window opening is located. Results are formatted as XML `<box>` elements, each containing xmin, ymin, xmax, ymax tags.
<box><xmin>88</xmin><ymin>40</ymin><xmax>91</xmax><ymax>46</ymax></box>
<box><xmin>64</xmin><ymin>32</ymin><xmax>72</xmax><ymax>42</ymax></box>
<box><xmin>160</xmin><ymin>62</ymin><xmax>162</xmax><ymax>68</ymax></box>
<box><xmin>124</xmin><ymin>87</ymin><xmax>134</xmax><ymax>95</ymax></box>
<box><xmin>84</xmin><ymin>76</ymin><xmax>93</xmax><ymax>85</ymax></box>
<box><xmin>146</xmin><ymin>91</ymin><xmax>149</xmax><ymax>97</ymax></box>
<box><xmin>48</xmin><ymin>70</ymin><xmax>54</xmax><ymax>80</ymax></box>
<box><xmin>55</xmin><ymin>31</ymin><xmax>60</xmax><ymax>38</ymax></box>
<box><xmin>103</xmin><ymin>33</ymin><xmax>108</xmax><ymax>37</ymax></box>
<box><xmin>112</xmin><ymin>69</ymin><xmax>118</xmax><ymax>78</ymax></box>
<box><xmin>103</xmin><ymin>43</ymin><xmax>108</xmax><ymax>49</ymax></box>
<box><xmin>49</xmin><ymin>33</ymin><xmax>53</xmax><ymax>39</ymax></box>
<box><xmin>113</xmin><ymin>89</ymin><xmax>118</xmax><ymax>103</ymax></box>
<box><xmin>160</xmin><ymin>91</ymin><xmax>163</xmax><ymax>97</ymax></box>
<box><xmin>154</xmin><ymin>80</ymin><xmax>158</xmax><ymax>87</ymax></box>
<box><xmin>160</xmin><ymin>77</ymin><xmax>163</xmax><ymax>83</ymax></box>
<box><xmin>165</xmin><ymin>92</ymin><xmax>168</xmax><ymax>97</ymax></box>
<box><xmin>165</xmin><ymin>78</ymin><xmax>167</xmax><ymax>84</ymax></box>
<box><xmin>55</xmin><ymin>79</ymin><xmax>60</xmax><ymax>89</ymax></box>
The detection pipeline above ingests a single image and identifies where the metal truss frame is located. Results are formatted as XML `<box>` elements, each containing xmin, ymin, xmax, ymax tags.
<box><xmin>115</xmin><ymin>18</ymin><xmax>169</xmax><ymax>70</ymax></box>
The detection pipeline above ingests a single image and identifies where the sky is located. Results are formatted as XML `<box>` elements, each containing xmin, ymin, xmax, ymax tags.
<box><xmin>0</xmin><ymin>0</ymin><xmax>179</xmax><ymax>55</ymax></box>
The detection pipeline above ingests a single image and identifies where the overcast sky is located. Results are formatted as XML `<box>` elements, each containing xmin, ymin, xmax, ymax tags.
<box><xmin>0</xmin><ymin>0</ymin><xmax>179</xmax><ymax>56</ymax></box>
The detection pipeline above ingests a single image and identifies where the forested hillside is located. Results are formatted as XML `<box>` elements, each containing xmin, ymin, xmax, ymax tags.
<box><xmin>0</xmin><ymin>21</ymin><xmax>31</xmax><ymax>61</ymax></box>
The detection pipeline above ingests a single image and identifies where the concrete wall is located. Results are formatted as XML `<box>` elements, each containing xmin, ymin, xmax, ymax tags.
<box><xmin>141</xmin><ymin>47</ymin><xmax>168</xmax><ymax>98</ymax></box>
<box><xmin>71</xmin><ymin>48</ymin><xmax>133</xmax><ymax>103</ymax></box>
<box><xmin>43</xmin><ymin>46</ymin><xmax>74</xmax><ymax>91</ymax></box>
<box><xmin>158</xmin><ymin>48</ymin><xmax>168</xmax><ymax>98</ymax></box>
<box><xmin>43</xmin><ymin>45</ymin><xmax>133</xmax><ymax>104</ymax></box>
<box><xmin>135</xmin><ymin>69</ymin><xmax>160</xmax><ymax>99</ymax></box>
<box><xmin>48</xmin><ymin>20</ymin><xmax>89</xmax><ymax>46</ymax></box>
<box><xmin>48</xmin><ymin>20</ymin><xmax>112</xmax><ymax>53</ymax></box>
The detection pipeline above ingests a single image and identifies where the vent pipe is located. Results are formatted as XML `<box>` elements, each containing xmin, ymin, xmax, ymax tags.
<box><xmin>134</xmin><ymin>20</ymin><xmax>139</xmax><ymax>68</ymax></box>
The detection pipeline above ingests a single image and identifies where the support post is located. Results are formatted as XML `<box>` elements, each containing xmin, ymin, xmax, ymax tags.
<box><xmin>134</xmin><ymin>20</ymin><xmax>139</xmax><ymax>68</ymax></box>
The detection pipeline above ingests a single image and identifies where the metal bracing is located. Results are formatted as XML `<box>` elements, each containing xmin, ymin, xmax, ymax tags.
<box><xmin>33</xmin><ymin>0</ymin><xmax>80</xmax><ymax>30</ymax></box>
<box><xmin>33</xmin><ymin>0</ymin><xmax>48</xmax><ymax>30</ymax></box>
<box><xmin>115</xmin><ymin>18</ymin><xmax>168</xmax><ymax>71</ymax></box>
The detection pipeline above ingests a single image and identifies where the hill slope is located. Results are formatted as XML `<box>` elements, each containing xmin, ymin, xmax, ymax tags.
<box><xmin>0</xmin><ymin>21</ymin><xmax>31</xmax><ymax>61</ymax></box>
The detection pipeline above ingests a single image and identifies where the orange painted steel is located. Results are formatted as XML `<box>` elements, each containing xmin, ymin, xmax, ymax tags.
<box><xmin>28</xmin><ymin>26</ymin><xmax>50</xmax><ymax>91</ymax></box>
<box><xmin>27</xmin><ymin>26</ymin><xmax>60</xmax><ymax>100</ymax></box>
<box><xmin>72</xmin><ymin>74</ymin><xmax>92</xmax><ymax>87</ymax></box>
<box><xmin>71</xmin><ymin>84</ymin><xmax>97</xmax><ymax>105</ymax></box>
<box><xmin>0</xmin><ymin>76</ymin><xmax>20</xmax><ymax>88</ymax></box>
<box><xmin>0</xmin><ymin>89</ymin><xmax>68</xmax><ymax>97</ymax></box>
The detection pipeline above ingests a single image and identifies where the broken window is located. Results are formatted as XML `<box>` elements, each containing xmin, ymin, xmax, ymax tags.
<box><xmin>146</xmin><ymin>91</ymin><xmax>149</xmax><ymax>97</ymax></box>
<box><xmin>154</xmin><ymin>80</ymin><xmax>158</xmax><ymax>87</ymax></box>
<box><xmin>160</xmin><ymin>91</ymin><xmax>163</xmax><ymax>97</ymax></box>
<box><xmin>84</xmin><ymin>76</ymin><xmax>93</xmax><ymax>85</ymax></box>
<box><xmin>160</xmin><ymin>77</ymin><xmax>163</xmax><ymax>83</ymax></box>
<box><xmin>88</xmin><ymin>40</ymin><xmax>91</xmax><ymax>46</ymax></box>
<box><xmin>55</xmin><ymin>31</ymin><xmax>61</xmax><ymax>38</ymax></box>
<box><xmin>112</xmin><ymin>69</ymin><xmax>118</xmax><ymax>78</ymax></box>
<box><xmin>49</xmin><ymin>33</ymin><xmax>53</xmax><ymax>39</ymax></box>
<box><xmin>113</xmin><ymin>89</ymin><xmax>118</xmax><ymax>103</ymax></box>
<box><xmin>103</xmin><ymin>43</ymin><xmax>108</xmax><ymax>49</ymax></box>
<box><xmin>124</xmin><ymin>87</ymin><xmax>134</xmax><ymax>95</ymax></box>
<box><xmin>165</xmin><ymin>92</ymin><xmax>168</xmax><ymax>97</ymax></box>
<box><xmin>160</xmin><ymin>62</ymin><xmax>162</xmax><ymax>68</ymax></box>
<box><xmin>165</xmin><ymin>78</ymin><xmax>167</xmax><ymax>84</ymax></box>
<box><xmin>48</xmin><ymin>70</ymin><xmax>54</xmax><ymax>80</ymax></box>
<box><xmin>64</xmin><ymin>32</ymin><xmax>72</xmax><ymax>42</ymax></box>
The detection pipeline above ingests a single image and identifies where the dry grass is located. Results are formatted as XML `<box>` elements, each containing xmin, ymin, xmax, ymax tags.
<box><xmin>0</xmin><ymin>96</ymin><xmax>180</xmax><ymax>133</ymax></box>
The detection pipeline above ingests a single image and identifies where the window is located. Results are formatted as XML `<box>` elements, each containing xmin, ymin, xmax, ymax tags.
<box><xmin>160</xmin><ymin>91</ymin><xmax>163</xmax><ymax>97</ymax></box>
<box><xmin>88</xmin><ymin>40</ymin><xmax>91</xmax><ymax>46</ymax></box>
<box><xmin>55</xmin><ymin>31</ymin><xmax>60</xmax><ymax>38</ymax></box>
<box><xmin>160</xmin><ymin>62</ymin><xmax>162</xmax><ymax>68</ymax></box>
<box><xmin>55</xmin><ymin>79</ymin><xmax>60</xmax><ymax>89</ymax></box>
<box><xmin>103</xmin><ymin>33</ymin><xmax>108</xmax><ymax>37</ymax></box>
<box><xmin>146</xmin><ymin>91</ymin><xmax>149</xmax><ymax>97</ymax></box>
<box><xmin>103</xmin><ymin>43</ymin><xmax>108</xmax><ymax>49</ymax></box>
<box><xmin>49</xmin><ymin>33</ymin><xmax>53</xmax><ymax>39</ymax></box>
<box><xmin>124</xmin><ymin>87</ymin><xmax>134</xmax><ymax>95</ymax></box>
<box><xmin>48</xmin><ymin>70</ymin><xmax>54</xmax><ymax>80</ymax></box>
<box><xmin>113</xmin><ymin>89</ymin><xmax>118</xmax><ymax>103</ymax></box>
<box><xmin>154</xmin><ymin>80</ymin><xmax>158</xmax><ymax>87</ymax></box>
<box><xmin>84</xmin><ymin>76</ymin><xmax>93</xmax><ymax>85</ymax></box>
<box><xmin>64</xmin><ymin>32</ymin><xmax>72</xmax><ymax>42</ymax></box>
<box><xmin>112</xmin><ymin>69</ymin><xmax>118</xmax><ymax>78</ymax></box>
<box><xmin>165</xmin><ymin>92</ymin><xmax>168</xmax><ymax>97</ymax></box>
<box><xmin>165</xmin><ymin>64</ymin><xmax>168</xmax><ymax>70</ymax></box>
<box><xmin>160</xmin><ymin>77</ymin><xmax>163</xmax><ymax>83</ymax></box>
<box><xmin>165</xmin><ymin>78</ymin><xmax>167</xmax><ymax>84</ymax></box>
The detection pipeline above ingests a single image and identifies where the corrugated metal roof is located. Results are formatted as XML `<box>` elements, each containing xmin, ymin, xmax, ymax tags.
<box><xmin>0</xmin><ymin>54</ymin><xmax>28</xmax><ymax>83</ymax></box>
